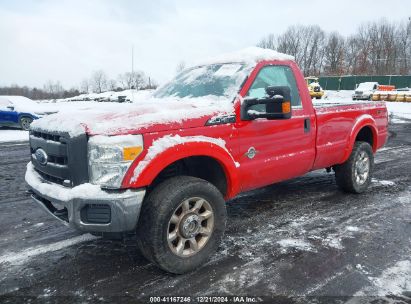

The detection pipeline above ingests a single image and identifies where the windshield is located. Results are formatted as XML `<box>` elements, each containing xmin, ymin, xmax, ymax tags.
<box><xmin>154</xmin><ymin>63</ymin><xmax>250</xmax><ymax>99</ymax></box>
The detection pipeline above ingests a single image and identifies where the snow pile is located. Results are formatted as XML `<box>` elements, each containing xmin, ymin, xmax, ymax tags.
<box><xmin>131</xmin><ymin>135</ymin><xmax>228</xmax><ymax>182</ymax></box>
<box><xmin>322</xmin><ymin>90</ymin><xmax>353</xmax><ymax>102</ymax></box>
<box><xmin>0</xmin><ymin>129</ymin><xmax>29</xmax><ymax>143</ymax></box>
<box><xmin>58</xmin><ymin>89</ymin><xmax>154</xmax><ymax>103</ymax></box>
<box><xmin>197</xmin><ymin>47</ymin><xmax>294</xmax><ymax>66</ymax></box>
<box><xmin>31</xmin><ymin>96</ymin><xmax>234</xmax><ymax>137</ymax></box>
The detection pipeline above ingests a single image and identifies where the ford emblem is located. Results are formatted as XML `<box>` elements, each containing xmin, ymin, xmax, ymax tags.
<box><xmin>35</xmin><ymin>148</ymin><xmax>48</xmax><ymax>166</ymax></box>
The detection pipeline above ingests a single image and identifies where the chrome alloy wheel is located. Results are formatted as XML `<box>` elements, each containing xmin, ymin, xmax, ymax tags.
<box><xmin>354</xmin><ymin>151</ymin><xmax>370</xmax><ymax>185</ymax></box>
<box><xmin>167</xmin><ymin>197</ymin><xmax>214</xmax><ymax>257</ymax></box>
<box><xmin>20</xmin><ymin>117</ymin><xmax>32</xmax><ymax>131</ymax></box>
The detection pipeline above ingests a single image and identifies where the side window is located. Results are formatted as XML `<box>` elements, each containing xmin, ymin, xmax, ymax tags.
<box><xmin>246</xmin><ymin>65</ymin><xmax>302</xmax><ymax>112</ymax></box>
<box><xmin>0</xmin><ymin>98</ymin><xmax>11</xmax><ymax>110</ymax></box>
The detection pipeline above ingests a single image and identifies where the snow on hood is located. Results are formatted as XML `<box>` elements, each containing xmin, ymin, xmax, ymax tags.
<box><xmin>196</xmin><ymin>47</ymin><xmax>294</xmax><ymax>66</ymax></box>
<box><xmin>30</xmin><ymin>96</ymin><xmax>234</xmax><ymax>137</ymax></box>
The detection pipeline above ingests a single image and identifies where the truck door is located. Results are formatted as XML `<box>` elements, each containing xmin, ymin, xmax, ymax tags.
<box><xmin>236</xmin><ymin>64</ymin><xmax>316</xmax><ymax>192</ymax></box>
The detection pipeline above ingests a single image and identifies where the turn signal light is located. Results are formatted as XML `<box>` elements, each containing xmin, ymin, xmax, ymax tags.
<box><xmin>123</xmin><ymin>146</ymin><xmax>143</xmax><ymax>161</ymax></box>
<box><xmin>282</xmin><ymin>101</ymin><xmax>291</xmax><ymax>114</ymax></box>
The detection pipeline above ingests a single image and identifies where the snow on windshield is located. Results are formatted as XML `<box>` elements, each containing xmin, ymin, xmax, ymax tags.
<box><xmin>154</xmin><ymin>63</ymin><xmax>251</xmax><ymax>99</ymax></box>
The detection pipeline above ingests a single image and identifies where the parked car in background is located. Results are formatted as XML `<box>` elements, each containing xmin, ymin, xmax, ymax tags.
<box><xmin>352</xmin><ymin>82</ymin><xmax>379</xmax><ymax>100</ymax></box>
<box><xmin>305</xmin><ymin>76</ymin><xmax>324</xmax><ymax>99</ymax></box>
<box><xmin>0</xmin><ymin>96</ymin><xmax>57</xmax><ymax>130</ymax></box>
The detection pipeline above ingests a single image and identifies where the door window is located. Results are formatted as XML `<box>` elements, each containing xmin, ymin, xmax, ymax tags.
<box><xmin>0</xmin><ymin>98</ymin><xmax>12</xmax><ymax>111</ymax></box>
<box><xmin>246</xmin><ymin>65</ymin><xmax>302</xmax><ymax>112</ymax></box>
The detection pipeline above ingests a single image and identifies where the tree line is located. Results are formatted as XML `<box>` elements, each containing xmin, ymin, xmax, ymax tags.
<box><xmin>257</xmin><ymin>18</ymin><xmax>411</xmax><ymax>77</ymax></box>
<box><xmin>80</xmin><ymin>69</ymin><xmax>157</xmax><ymax>94</ymax></box>
<box><xmin>0</xmin><ymin>70</ymin><xmax>157</xmax><ymax>100</ymax></box>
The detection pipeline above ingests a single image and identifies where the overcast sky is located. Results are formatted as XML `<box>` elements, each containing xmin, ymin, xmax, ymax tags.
<box><xmin>1</xmin><ymin>0</ymin><xmax>410</xmax><ymax>88</ymax></box>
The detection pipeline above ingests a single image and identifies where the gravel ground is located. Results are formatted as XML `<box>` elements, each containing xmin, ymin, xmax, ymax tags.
<box><xmin>0</xmin><ymin>122</ymin><xmax>410</xmax><ymax>304</ymax></box>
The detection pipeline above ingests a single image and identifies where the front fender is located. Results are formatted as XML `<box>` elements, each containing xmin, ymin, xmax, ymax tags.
<box><xmin>122</xmin><ymin>139</ymin><xmax>240</xmax><ymax>199</ymax></box>
<box><xmin>341</xmin><ymin>114</ymin><xmax>378</xmax><ymax>163</ymax></box>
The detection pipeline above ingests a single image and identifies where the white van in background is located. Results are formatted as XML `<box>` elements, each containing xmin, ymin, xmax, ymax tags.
<box><xmin>352</xmin><ymin>82</ymin><xmax>379</xmax><ymax>100</ymax></box>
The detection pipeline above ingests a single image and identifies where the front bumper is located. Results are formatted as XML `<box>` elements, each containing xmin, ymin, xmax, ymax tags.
<box><xmin>25</xmin><ymin>162</ymin><xmax>146</xmax><ymax>233</ymax></box>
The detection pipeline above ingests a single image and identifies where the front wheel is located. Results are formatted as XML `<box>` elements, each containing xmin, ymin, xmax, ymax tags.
<box><xmin>136</xmin><ymin>176</ymin><xmax>226</xmax><ymax>274</ymax></box>
<box><xmin>334</xmin><ymin>141</ymin><xmax>374</xmax><ymax>193</ymax></box>
<box><xmin>19</xmin><ymin>116</ymin><xmax>33</xmax><ymax>131</ymax></box>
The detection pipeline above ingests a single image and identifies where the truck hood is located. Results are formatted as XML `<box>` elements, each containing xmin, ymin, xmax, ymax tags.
<box><xmin>30</xmin><ymin>96</ymin><xmax>235</xmax><ymax>137</ymax></box>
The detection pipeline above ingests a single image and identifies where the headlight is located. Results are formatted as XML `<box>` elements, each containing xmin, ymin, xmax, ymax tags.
<box><xmin>88</xmin><ymin>135</ymin><xmax>143</xmax><ymax>188</ymax></box>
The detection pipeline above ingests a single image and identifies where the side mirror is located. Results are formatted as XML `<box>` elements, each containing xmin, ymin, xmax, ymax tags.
<box><xmin>6</xmin><ymin>105</ymin><xmax>15</xmax><ymax>111</ymax></box>
<box><xmin>241</xmin><ymin>86</ymin><xmax>292</xmax><ymax>121</ymax></box>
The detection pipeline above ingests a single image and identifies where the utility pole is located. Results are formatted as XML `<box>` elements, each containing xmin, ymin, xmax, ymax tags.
<box><xmin>131</xmin><ymin>45</ymin><xmax>135</xmax><ymax>102</ymax></box>
<box><xmin>131</xmin><ymin>45</ymin><xmax>134</xmax><ymax>76</ymax></box>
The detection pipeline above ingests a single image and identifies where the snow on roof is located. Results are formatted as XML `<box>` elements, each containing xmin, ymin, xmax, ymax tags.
<box><xmin>196</xmin><ymin>47</ymin><xmax>294</xmax><ymax>66</ymax></box>
<box><xmin>0</xmin><ymin>95</ymin><xmax>36</xmax><ymax>105</ymax></box>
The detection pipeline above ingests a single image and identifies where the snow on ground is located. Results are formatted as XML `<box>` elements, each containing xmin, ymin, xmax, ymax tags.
<box><xmin>43</xmin><ymin>89</ymin><xmax>154</xmax><ymax>103</ymax></box>
<box><xmin>321</xmin><ymin>90</ymin><xmax>411</xmax><ymax>122</ymax></box>
<box><xmin>0</xmin><ymin>129</ymin><xmax>29</xmax><ymax>143</ymax></box>
<box><xmin>347</xmin><ymin>260</ymin><xmax>411</xmax><ymax>302</ymax></box>
<box><xmin>0</xmin><ymin>234</ymin><xmax>98</xmax><ymax>266</ymax></box>
<box><xmin>277</xmin><ymin>238</ymin><xmax>315</xmax><ymax>253</ymax></box>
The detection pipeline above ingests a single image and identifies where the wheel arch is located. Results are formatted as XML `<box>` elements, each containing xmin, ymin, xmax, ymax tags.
<box><xmin>341</xmin><ymin>115</ymin><xmax>378</xmax><ymax>163</ymax></box>
<box><xmin>122</xmin><ymin>141</ymin><xmax>240</xmax><ymax>199</ymax></box>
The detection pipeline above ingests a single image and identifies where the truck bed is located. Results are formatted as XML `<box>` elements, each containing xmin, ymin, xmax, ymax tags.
<box><xmin>311</xmin><ymin>99</ymin><xmax>388</xmax><ymax>171</ymax></box>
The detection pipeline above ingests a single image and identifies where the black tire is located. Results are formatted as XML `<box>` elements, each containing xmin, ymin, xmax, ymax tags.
<box><xmin>19</xmin><ymin>116</ymin><xmax>33</xmax><ymax>131</ymax></box>
<box><xmin>334</xmin><ymin>141</ymin><xmax>374</xmax><ymax>193</ymax></box>
<box><xmin>136</xmin><ymin>176</ymin><xmax>226</xmax><ymax>274</ymax></box>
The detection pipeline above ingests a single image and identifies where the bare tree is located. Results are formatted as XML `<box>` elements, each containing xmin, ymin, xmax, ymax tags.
<box><xmin>258</xmin><ymin>18</ymin><xmax>411</xmax><ymax>76</ymax></box>
<box><xmin>107</xmin><ymin>79</ymin><xmax>117</xmax><ymax>91</ymax></box>
<box><xmin>257</xmin><ymin>33</ymin><xmax>276</xmax><ymax>50</ymax></box>
<box><xmin>91</xmin><ymin>70</ymin><xmax>108</xmax><ymax>93</ymax></box>
<box><xmin>118</xmin><ymin>71</ymin><xmax>147</xmax><ymax>90</ymax></box>
<box><xmin>324</xmin><ymin>32</ymin><xmax>346</xmax><ymax>75</ymax></box>
<box><xmin>176</xmin><ymin>61</ymin><xmax>186</xmax><ymax>73</ymax></box>
<box><xmin>43</xmin><ymin>80</ymin><xmax>64</xmax><ymax>99</ymax></box>
<box><xmin>80</xmin><ymin>79</ymin><xmax>89</xmax><ymax>94</ymax></box>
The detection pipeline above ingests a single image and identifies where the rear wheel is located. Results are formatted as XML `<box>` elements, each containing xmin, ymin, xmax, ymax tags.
<box><xmin>19</xmin><ymin>116</ymin><xmax>33</xmax><ymax>131</ymax></box>
<box><xmin>136</xmin><ymin>176</ymin><xmax>226</xmax><ymax>274</ymax></box>
<box><xmin>335</xmin><ymin>141</ymin><xmax>374</xmax><ymax>193</ymax></box>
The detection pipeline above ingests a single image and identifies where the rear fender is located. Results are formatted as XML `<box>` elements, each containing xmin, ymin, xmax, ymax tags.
<box><xmin>122</xmin><ymin>140</ymin><xmax>240</xmax><ymax>199</ymax></box>
<box><xmin>341</xmin><ymin>114</ymin><xmax>378</xmax><ymax>163</ymax></box>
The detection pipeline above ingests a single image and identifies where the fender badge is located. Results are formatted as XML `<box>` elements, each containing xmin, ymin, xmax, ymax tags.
<box><xmin>246</xmin><ymin>147</ymin><xmax>257</xmax><ymax>159</ymax></box>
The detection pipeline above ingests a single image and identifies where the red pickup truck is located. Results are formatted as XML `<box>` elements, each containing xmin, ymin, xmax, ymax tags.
<box><xmin>26</xmin><ymin>47</ymin><xmax>388</xmax><ymax>273</ymax></box>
